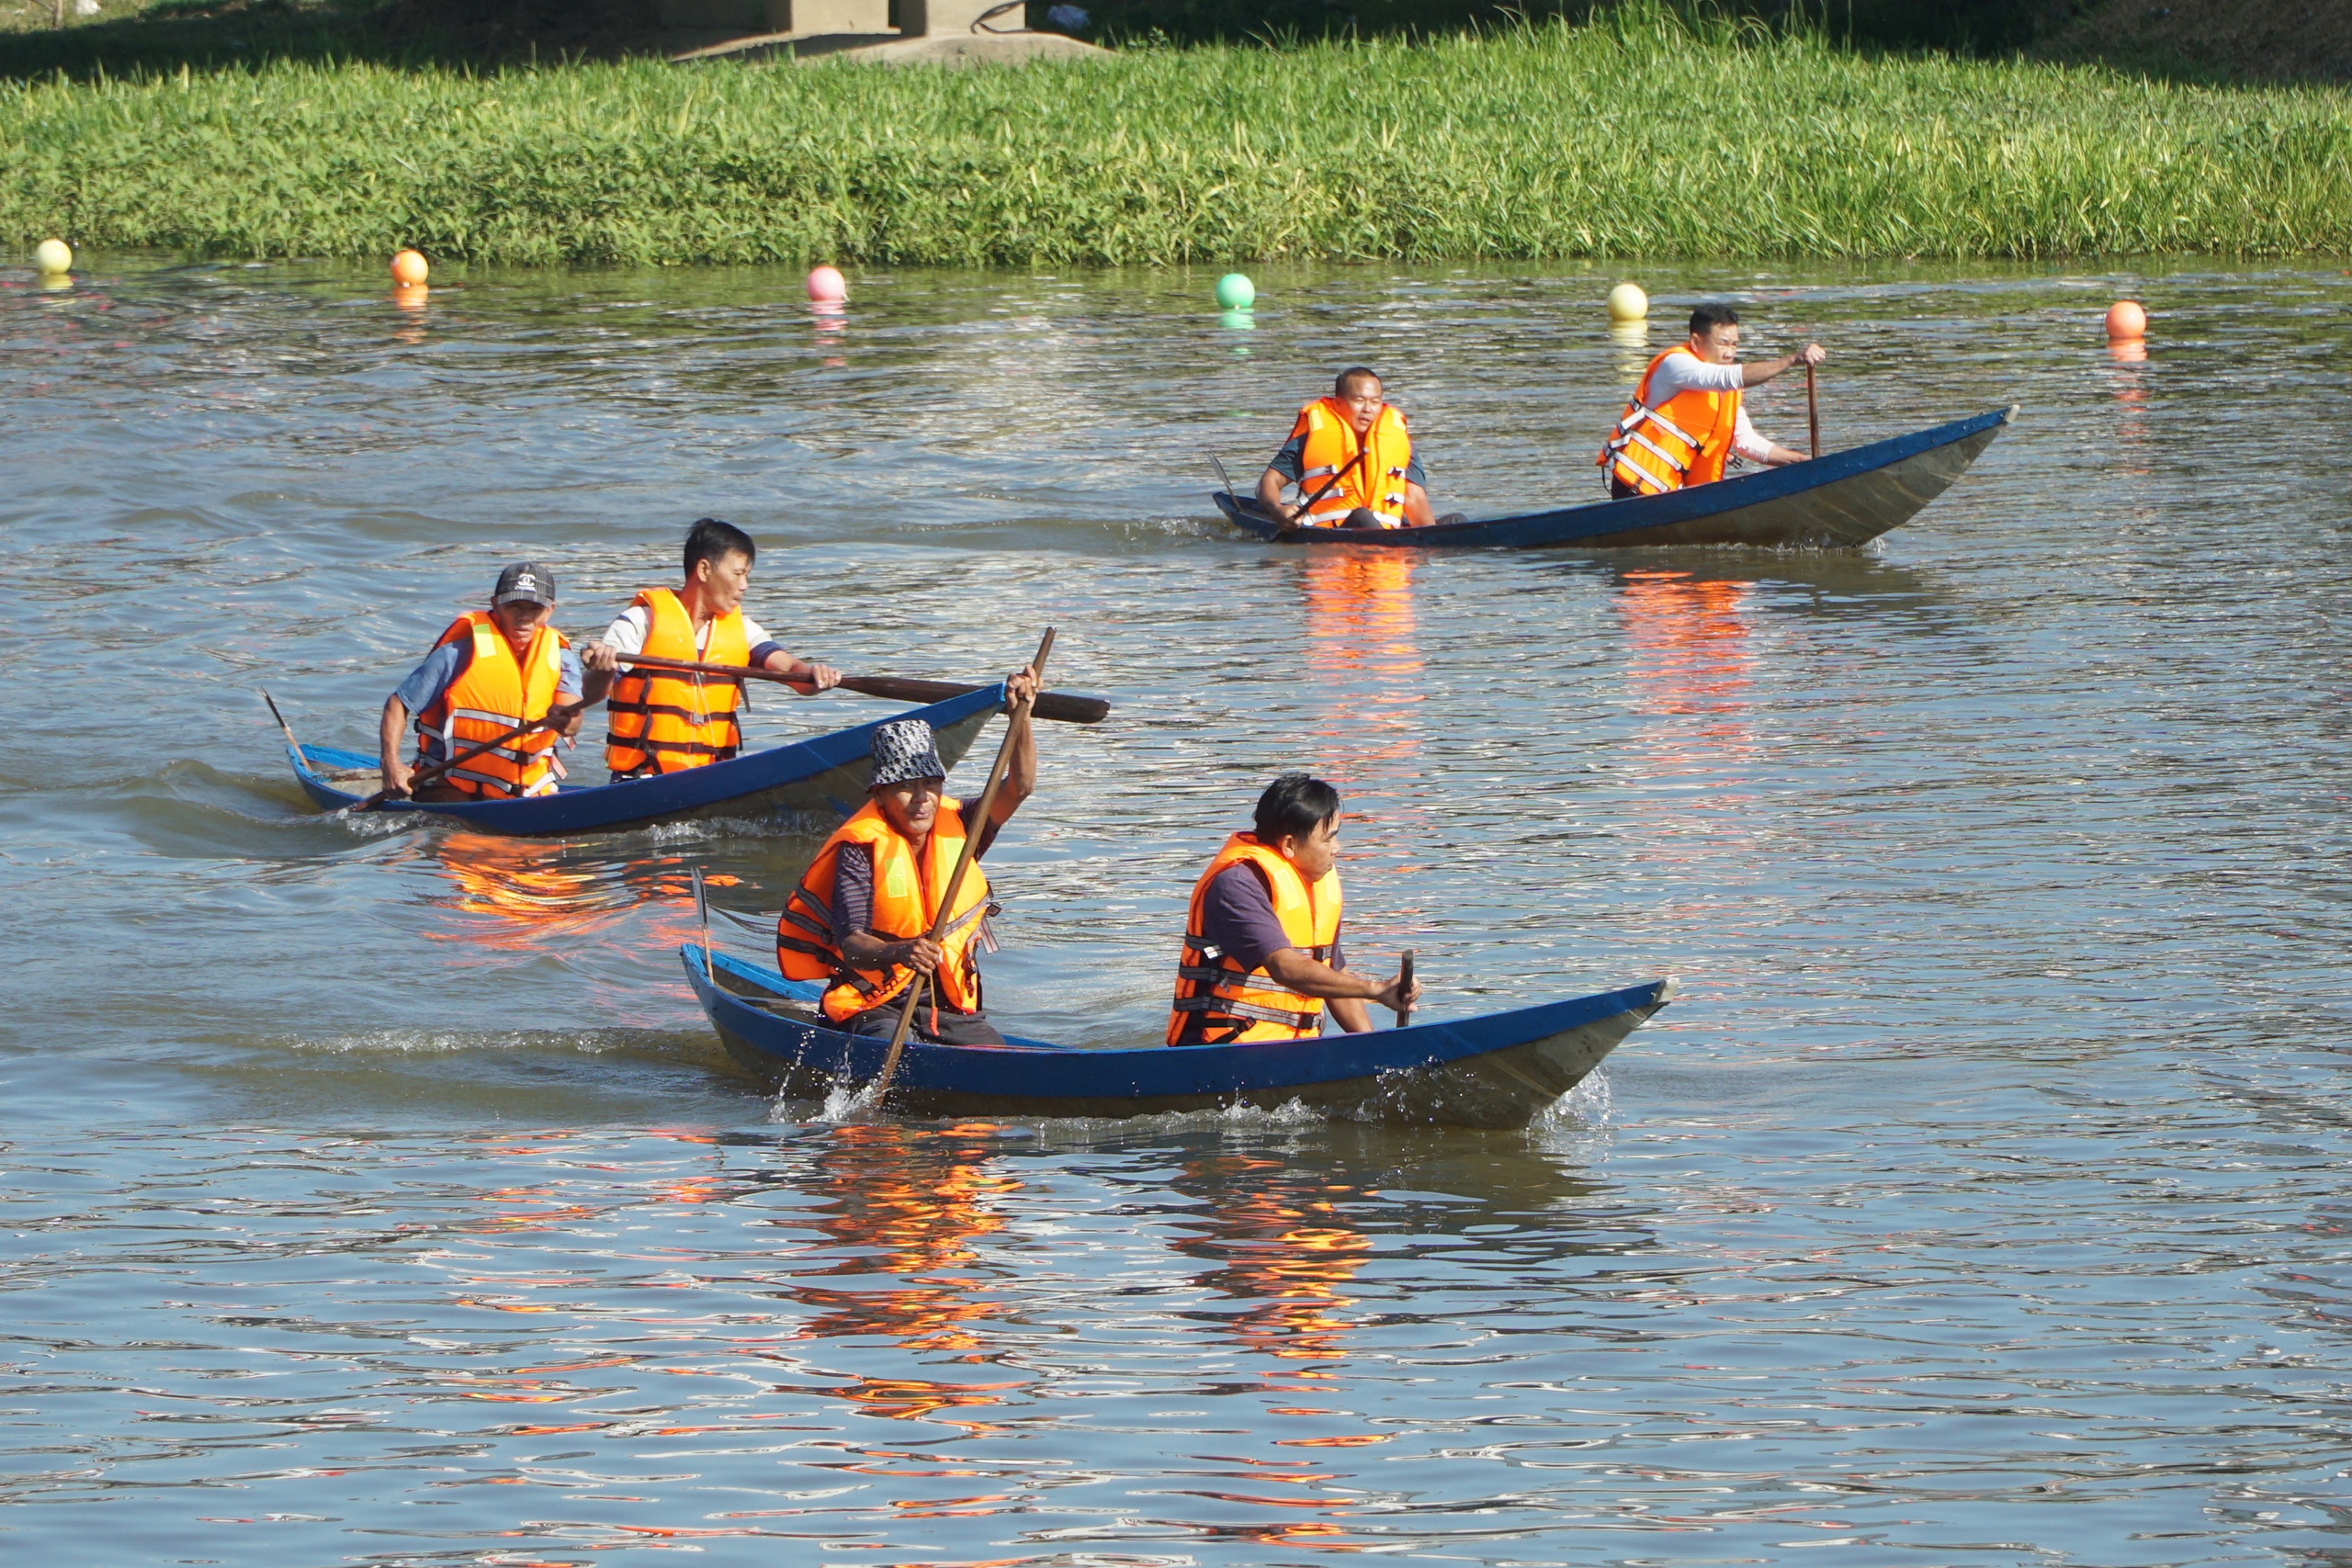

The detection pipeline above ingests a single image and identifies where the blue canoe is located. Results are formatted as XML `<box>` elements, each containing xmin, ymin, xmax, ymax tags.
<box><xmin>1216</xmin><ymin>405</ymin><xmax>2016</xmax><ymax>549</ymax></box>
<box><xmin>683</xmin><ymin>944</ymin><xmax>1672</xmax><ymax>1129</ymax></box>
<box><xmin>287</xmin><ymin>684</ymin><xmax>1004</xmax><ymax>837</ymax></box>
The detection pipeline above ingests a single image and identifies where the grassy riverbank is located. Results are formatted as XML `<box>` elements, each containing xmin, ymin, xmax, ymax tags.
<box><xmin>6</xmin><ymin>8</ymin><xmax>2352</xmax><ymax>266</ymax></box>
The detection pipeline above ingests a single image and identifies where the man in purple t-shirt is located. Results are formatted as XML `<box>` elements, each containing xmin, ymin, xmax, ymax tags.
<box><xmin>1171</xmin><ymin>773</ymin><xmax>1421</xmax><ymax>1044</ymax></box>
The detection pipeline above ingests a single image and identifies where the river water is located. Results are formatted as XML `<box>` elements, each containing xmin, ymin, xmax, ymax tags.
<box><xmin>1</xmin><ymin>256</ymin><xmax>2346</xmax><ymax>1564</ymax></box>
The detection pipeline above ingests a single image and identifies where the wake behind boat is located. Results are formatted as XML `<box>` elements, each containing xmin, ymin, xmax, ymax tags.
<box><xmin>286</xmin><ymin>684</ymin><xmax>1006</xmax><ymax>837</ymax></box>
<box><xmin>1216</xmin><ymin>405</ymin><xmax>2015</xmax><ymax>549</ymax></box>
<box><xmin>684</xmin><ymin>945</ymin><xmax>1671</xmax><ymax>1129</ymax></box>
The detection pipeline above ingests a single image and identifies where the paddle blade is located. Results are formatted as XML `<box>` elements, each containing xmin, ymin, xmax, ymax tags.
<box><xmin>836</xmin><ymin>674</ymin><xmax>1109</xmax><ymax>725</ymax></box>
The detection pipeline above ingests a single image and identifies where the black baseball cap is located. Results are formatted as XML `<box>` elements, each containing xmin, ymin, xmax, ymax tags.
<box><xmin>492</xmin><ymin>561</ymin><xmax>556</xmax><ymax>607</ymax></box>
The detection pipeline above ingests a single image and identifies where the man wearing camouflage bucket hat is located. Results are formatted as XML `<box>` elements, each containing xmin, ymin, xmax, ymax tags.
<box><xmin>775</xmin><ymin>665</ymin><xmax>1041</xmax><ymax>1045</ymax></box>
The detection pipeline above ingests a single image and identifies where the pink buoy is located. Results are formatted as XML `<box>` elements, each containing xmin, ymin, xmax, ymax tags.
<box><xmin>2105</xmin><ymin>299</ymin><xmax>2146</xmax><ymax>341</ymax></box>
<box><xmin>807</xmin><ymin>265</ymin><xmax>847</xmax><ymax>303</ymax></box>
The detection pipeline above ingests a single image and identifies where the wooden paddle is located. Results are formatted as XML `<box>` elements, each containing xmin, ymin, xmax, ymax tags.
<box><xmin>259</xmin><ymin>689</ymin><xmax>303</xmax><ymax>756</ymax></box>
<box><xmin>1290</xmin><ymin>435</ymin><xmax>1373</xmax><ymax>525</ymax></box>
<box><xmin>869</xmin><ymin>628</ymin><xmax>1053</xmax><ymax>1101</ymax></box>
<box><xmin>354</xmin><ymin>700</ymin><xmax>585</xmax><ymax>811</ymax></box>
<box><xmin>601</xmin><ymin>650</ymin><xmax>1108</xmax><ymax>726</ymax></box>
<box><xmin>1806</xmin><ymin>361</ymin><xmax>1820</xmax><ymax>459</ymax></box>
<box><xmin>1395</xmin><ymin>950</ymin><xmax>1415</xmax><ymax>1029</ymax></box>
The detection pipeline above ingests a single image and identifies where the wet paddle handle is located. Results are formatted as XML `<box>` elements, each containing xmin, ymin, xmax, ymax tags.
<box><xmin>1806</xmin><ymin>361</ymin><xmax>1820</xmax><ymax>459</ymax></box>
<box><xmin>1396</xmin><ymin>951</ymin><xmax>1415</xmax><ymax>1029</ymax></box>
<box><xmin>604</xmin><ymin>649</ymin><xmax>1108</xmax><ymax>725</ymax></box>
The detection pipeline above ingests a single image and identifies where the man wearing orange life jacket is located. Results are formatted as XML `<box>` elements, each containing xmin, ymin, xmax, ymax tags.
<box><xmin>775</xmin><ymin>678</ymin><xmax>1039</xmax><ymax>1046</ymax></box>
<box><xmin>1169</xmin><ymin>773</ymin><xmax>1421</xmax><ymax>1046</ymax></box>
<box><xmin>580</xmin><ymin>518</ymin><xmax>841</xmax><ymax>779</ymax></box>
<box><xmin>1255</xmin><ymin>367</ymin><xmax>1453</xmax><ymax>530</ymax></box>
<box><xmin>379</xmin><ymin>562</ymin><xmax>609</xmax><ymax>803</ymax></box>
<box><xmin>1599</xmin><ymin>303</ymin><xmax>1826</xmax><ymax>500</ymax></box>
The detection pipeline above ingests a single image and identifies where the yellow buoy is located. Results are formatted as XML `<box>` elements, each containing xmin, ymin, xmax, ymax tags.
<box><xmin>34</xmin><ymin>239</ymin><xmax>73</xmax><ymax>275</ymax></box>
<box><xmin>1607</xmin><ymin>281</ymin><xmax>1647</xmax><ymax>322</ymax></box>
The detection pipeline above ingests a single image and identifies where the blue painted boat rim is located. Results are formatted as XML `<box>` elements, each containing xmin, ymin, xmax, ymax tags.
<box><xmin>684</xmin><ymin>943</ymin><xmax>1672</xmax><ymax>1096</ymax></box>
<box><xmin>1217</xmin><ymin>403</ymin><xmax>2017</xmax><ymax>545</ymax></box>
<box><xmin>284</xmin><ymin>682</ymin><xmax>1008</xmax><ymax>825</ymax></box>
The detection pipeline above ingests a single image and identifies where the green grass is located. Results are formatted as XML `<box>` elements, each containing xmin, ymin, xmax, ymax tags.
<box><xmin>6</xmin><ymin>6</ymin><xmax>2352</xmax><ymax>265</ymax></box>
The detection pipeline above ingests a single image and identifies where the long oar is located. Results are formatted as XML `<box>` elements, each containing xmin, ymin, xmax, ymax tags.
<box><xmin>1395</xmin><ymin>951</ymin><xmax>1415</xmax><ymax>1029</ymax></box>
<box><xmin>1807</xmin><ymin>361</ymin><xmax>1821</xmax><ymax>459</ymax></box>
<box><xmin>1291</xmin><ymin>435</ymin><xmax>1373</xmax><ymax>524</ymax></box>
<box><xmin>259</xmin><ymin>689</ymin><xmax>303</xmax><ymax>756</ymax></box>
<box><xmin>353</xmin><ymin>700</ymin><xmax>585</xmax><ymax>812</ymax></box>
<box><xmin>603</xmin><ymin>650</ymin><xmax>1107</xmax><ymax>726</ymax></box>
<box><xmin>691</xmin><ymin>864</ymin><xmax>714</xmax><ymax>982</ymax></box>
<box><xmin>869</xmin><ymin>629</ymin><xmax>1054</xmax><ymax>1102</ymax></box>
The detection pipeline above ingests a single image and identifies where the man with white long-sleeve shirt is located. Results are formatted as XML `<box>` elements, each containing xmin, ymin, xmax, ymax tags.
<box><xmin>1599</xmin><ymin>303</ymin><xmax>1826</xmax><ymax>500</ymax></box>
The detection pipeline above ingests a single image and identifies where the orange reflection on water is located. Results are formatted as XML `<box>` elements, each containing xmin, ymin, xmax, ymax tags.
<box><xmin>1616</xmin><ymin>570</ymin><xmax>1755</xmax><ymax>729</ymax></box>
<box><xmin>774</xmin><ymin>1122</ymin><xmax>1023</xmax><ymax>1428</ymax></box>
<box><xmin>1175</xmin><ymin>1156</ymin><xmax>1372</xmax><ymax>1372</ymax></box>
<box><xmin>1611</xmin><ymin>567</ymin><xmax>1766</xmax><ymax>905</ymax></box>
<box><xmin>1302</xmin><ymin>551</ymin><xmax>1425</xmax><ymax>777</ymax></box>
<box><xmin>413</xmin><ymin>838</ymin><xmax>734</xmax><ymax>958</ymax></box>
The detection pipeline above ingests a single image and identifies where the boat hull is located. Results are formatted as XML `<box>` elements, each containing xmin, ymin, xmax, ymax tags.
<box><xmin>287</xmin><ymin>685</ymin><xmax>1003</xmax><ymax>837</ymax></box>
<box><xmin>684</xmin><ymin>946</ymin><xmax>1669</xmax><ymax>1129</ymax></box>
<box><xmin>1216</xmin><ymin>405</ymin><xmax>2014</xmax><ymax>549</ymax></box>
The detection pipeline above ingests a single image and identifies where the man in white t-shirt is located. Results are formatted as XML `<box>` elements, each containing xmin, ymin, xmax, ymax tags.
<box><xmin>581</xmin><ymin>519</ymin><xmax>841</xmax><ymax>778</ymax></box>
<box><xmin>1600</xmin><ymin>303</ymin><xmax>1827</xmax><ymax>500</ymax></box>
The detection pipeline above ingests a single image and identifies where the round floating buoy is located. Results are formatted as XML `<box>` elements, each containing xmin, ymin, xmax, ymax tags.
<box><xmin>1215</xmin><ymin>272</ymin><xmax>1255</xmax><ymax>310</ymax></box>
<box><xmin>807</xmin><ymin>265</ymin><xmax>847</xmax><ymax>303</ymax></box>
<box><xmin>390</xmin><ymin>249</ymin><xmax>429</xmax><ymax>287</ymax></box>
<box><xmin>1607</xmin><ymin>281</ymin><xmax>1647</xmax><ymax>322</ymax></box>
<box><xmin>34</xmin><ymin>238</ymin><xmax>73</xmax><ymax>275</ymax></box>
<box><xmin>2105</xmin><ymin>299</ymin><xmax>2147</xmax><ymax>340</ymax></box>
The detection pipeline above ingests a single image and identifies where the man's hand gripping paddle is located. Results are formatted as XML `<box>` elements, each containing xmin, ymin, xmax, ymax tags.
<box><xmin>353</xmin><ymin>701</ymin><xmax>586</xmax><ymax>812</ymax></box>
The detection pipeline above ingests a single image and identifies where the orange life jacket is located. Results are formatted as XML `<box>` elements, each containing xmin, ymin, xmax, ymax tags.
<box><xmin>413</xmin><ymin>612</ymin><xmax>569</xmax><ymax>799</ymax></box>
<box><xmin>1598</xmin><ymin>347</ymin><xmax>1741</xmax><ymax>496</ymax></box>
<box><xmin>1288</xmin><ymin>399</ymin><xmax>1413</xmax><ymax>527</ymax></box>
<box><xmin>604</xmin><ymin>588</ymin><xmax>751</xmax><ymax>775</ymax></box>
<box><xmin>1168</xmin><ymin>833</ymin><xmax>1342</xmax><ymax>1045</ymax></box>
<box><xmin>776</xmin><ymin>797</ymin><xmax>993</xmax><ymax>1024</ymax></box>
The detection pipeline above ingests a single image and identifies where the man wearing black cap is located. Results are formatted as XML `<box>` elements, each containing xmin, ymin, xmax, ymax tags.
<box><xmin>378</xmin><ymin>562</ymin><xmax>613</xmax><ymax>802</ymax></box>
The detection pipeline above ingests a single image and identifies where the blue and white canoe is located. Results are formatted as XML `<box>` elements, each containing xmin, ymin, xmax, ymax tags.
<box><xmin>683</xmin><ymin>944</ymin><xmax>1671</xmax><ymax>1129</ymax></box>
<box><xmin>1216</xmin><ymin>405</ymin><xmax>2016</xmax><ymax>549</ymax></box>
<box><xmin>287</xmin><ymin>684</ymin><xmax>1005</xmax><ymax>838</ymax></box>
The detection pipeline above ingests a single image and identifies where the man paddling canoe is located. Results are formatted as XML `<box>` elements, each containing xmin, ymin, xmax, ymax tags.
<box><xmin>379</xmin><ymin>562</ymin><xmax>606</xmax><ymax>803</ymax></box>
<box><xmin>1169</xmin><ymin>773</ymin><xmax>1421</xmax><ymax>1044</ymax></box>
<box><xmin>775</xmin><ymin>690</ymin><xmax>1038</xmax><ymax>1046</ymax></box>
<box><xmin>1599</xmin><ymin>303</ymin><xmax>1826</xmax><ymax>499</ymax></box>
<box><xmin>1255</xmin><ymin>367</ymin><xmax>1450</xmax><ymax>530</ymax></box>
<box><xmin>580</xmin><ymin>518</ymin><xmax>842</xmax><ymax>779</ymax></box>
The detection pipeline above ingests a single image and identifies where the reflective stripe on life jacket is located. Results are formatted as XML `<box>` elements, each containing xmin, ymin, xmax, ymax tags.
<box><xmin>1289</xmin><ymin>399</ymin><xmax>1413</xmax><ymax>527</ymax></box>
<box><xmin>776</xmin><ymin>796</ymin><xmax>994</xmax><ymax>1024</ymax></box>
<box><xmin>413</xmin><ymin>613</ymin><xmax>569</xmax><ymax>800</ymax></box>
<box><xmin>1596</xmin><ymin>347</ymin><xmax>1741</xmax><ymax>497</ymax></box>
<box><xmin>604</xmin><ymin>588</ymin><xmax>751</xmax><ymax>775</ymax></box>
<box><xmin>1167</xmin><ymin>832</ymin><xmax>1342</xmax><ymax>1046</ymax></box>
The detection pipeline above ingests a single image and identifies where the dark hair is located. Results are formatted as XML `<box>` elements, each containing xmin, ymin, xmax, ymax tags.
<box><xmin>1254</xmin><ymin>773</ymin><xmax>1340</xmax><ymax>844</ymax></box>
<box><xmin>1689</xmin><ymin>303</ymin><xmax>1741</xmax><ymax>337</ymax></box>
<box><xmin>684</xmin><ymin>517</ymin><xmax>756</xmax><ymax>576</ymax></box>
<box><xmin>1333</xmin><ymin>366</ymin><xmax>1383</xmax><ymax>397</ymax></box>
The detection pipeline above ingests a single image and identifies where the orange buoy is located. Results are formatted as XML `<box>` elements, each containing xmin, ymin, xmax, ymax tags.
<box><xmin>390</xmin><ymin>249</ymin><xmax>430</xmax><ymax>288</ymax></box>
<box><xmin>2105</xmin><ymin>299</ymin><xmax>2146</xmax><ymax>341</ymax></box>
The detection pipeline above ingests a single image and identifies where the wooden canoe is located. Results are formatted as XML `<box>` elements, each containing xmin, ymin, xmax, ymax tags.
<box><xmin>684</xmin><ymin>945</ymin><xmax>1671</xmax><ymax>1129</ymax></box>
<box><xmin>286</xmin><ymin>684</ymin><xmax>1003</xmax><ymax>837</ymax></box>
<box><xmin>1216</xmin><ymin>404</ymin><xmax>2015</xmax><ymax>549</ymax></box>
